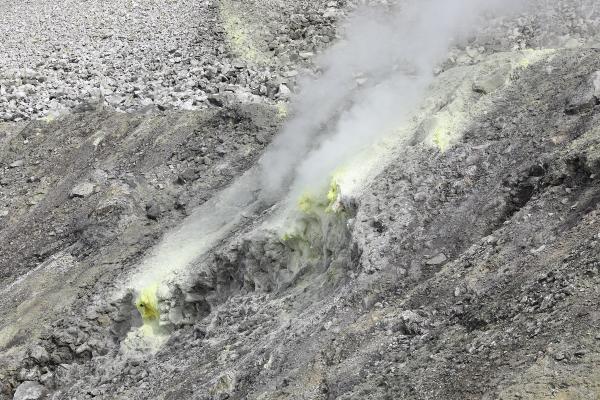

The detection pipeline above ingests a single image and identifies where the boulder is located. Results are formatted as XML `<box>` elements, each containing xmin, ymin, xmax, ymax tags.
<box><xmin>565</xmin><ymin>71</ymin><xmax>600</xmax><ymax>114</ymax></box>
<box><xmin>145</xmin><ymin>201</ymin><xmax>161</xmax><ymax>220</ymax></box>
<box><xmin>29</xmin><ymin>345</ymin><xmax>49</xmax><ymax>364</ymax></box>
<box><xmin>426</xmin><ymin>253</ymin><xmax>447</xmax><ymax>266</ymax></box>
<box><xmin>277</xmin><ymin>84</ymin><xmax>291</xmax><ymax>99</ymax></box>
<box><xmin>69</xmin><ymin>182</ymin><xmax>95</xmax><ymax>198</ymax></box>
<box><xmin>9</xmin><ymin>160</ymin><xmax>25</xmax><ymax>168</ymax></box>
<box><xmin>12</xmin><ymin>381</ymin><xmax>47</xmax><ymax>400</ymax></box>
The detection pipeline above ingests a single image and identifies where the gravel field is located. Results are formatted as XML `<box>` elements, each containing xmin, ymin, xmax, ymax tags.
<box><xmin>0</xmin><ymin>0</ymin><xmax>213</xmax><ymax>120</ymax></box>
<box><xmin>0</xmin><ymin>0</ymin><xmax>346</xmax><ymax>122</ymax></box>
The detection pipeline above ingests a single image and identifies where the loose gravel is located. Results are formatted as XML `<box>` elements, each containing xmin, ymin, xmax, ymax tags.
<box><xmin>0</xmin><ymin>0</ymin><xmax>220</xmax><ymax>121</ymax></box>
<box><xmin>0</xmin><ymin>0</ymin><xmax>346</xmax><ymax>122</ymax></box>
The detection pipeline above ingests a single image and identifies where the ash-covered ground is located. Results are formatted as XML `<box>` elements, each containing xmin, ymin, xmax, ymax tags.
<box><xmin>1</xmin><ymin>1</ymin><xmax>600</xmax><ymax>399</ymax></box>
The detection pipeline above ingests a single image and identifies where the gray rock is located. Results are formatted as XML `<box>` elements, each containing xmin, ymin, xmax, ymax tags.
<box><xmin>13</xmin><ymin>381</ymin><xmax>47</xmax><ymax>400</ymax></box>
<box><xmin>69</xmin><ymin>182</ymin><xmax>95</xmax><ymax>198</ymax></box>
<box><xmin>472</xmin><ymin>70</ymin><xmax>507</xmax><ymax>94</ymax></box>
<box><xmin>277</xmin><ymin>84</ymin><xmax>291</xmax><ymax>99</ymax></box>
<box><xmin>29</xmin><ymin>345</ymin><xmax>49</xmax><ymax>364</ymax></box>
<box><xmin>18</xmin><ymin>367</ymin><xmax>40</xmax><ymax>382</ymax></box>
<box><xmin>168</xmin><ymin>307</ymin><xmax>185</xmax><ymax>325</ymax></box>
<box><xmin>146</xmin><ymin>202</ymin><xmax>161</xmax><ymax>220</ymax></box>
<box><xmin>298</xmin><ymin>52</ymin><xmax>314</xmax><ymax>60</ymax></box>
<box><xmin>413</xmin><ymin>192</ymin><xmax>428</xmax><ymax>202</ymax></box>
<box><xmin>426</xmin><ymin>253</ymin><xmax>447</xmax><ymax>266</ymax></box>
<box><xmin>39</xmin><ymin>372</ymin><xmax>55</xmax><ymax>388</ymax></box>
<box><xmin>565</xmin><ymin>71</ymin><xmax>600</xmax><ymax>114</ymax></box>
<box><xmin>207</xmin><ymin>95</ymin><xmax>224</xmax><ymax>107</ymax></box>
<box><xmin>9</xmin><ymin>159</ymin><xmax>25</xmax><ymax>168</ymax></box>
<box><xmin>177</xmin><ymin>168</ymin><xmax>197</xmax><ymax>184</ymax></box>
<box><xmin>75</xmin><ymin>343</ymin><xmax>91</xmax><ymax>355</ymax></box>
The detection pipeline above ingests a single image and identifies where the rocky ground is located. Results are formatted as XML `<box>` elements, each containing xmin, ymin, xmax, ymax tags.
<box><xmin>1</xmin><ymin>0</ymin><xmax>600</xmax><ymax>399</ymax></box>
<box><xmin>0</xmin><ymin>0</ymin><xmax>343</xmax><ymax>122</ymax></box>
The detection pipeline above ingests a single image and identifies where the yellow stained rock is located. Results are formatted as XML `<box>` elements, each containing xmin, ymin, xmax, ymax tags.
<box><xmin>135</xmin><ymin>284</ymin><xmax>159</xmax><ymax>322</ymax></box>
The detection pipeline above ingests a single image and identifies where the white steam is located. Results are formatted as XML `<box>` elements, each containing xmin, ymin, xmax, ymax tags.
<box><xmin>259</xmin><ymin>0</ymin><xmax>522</xmax><ymax>202</ymax></box>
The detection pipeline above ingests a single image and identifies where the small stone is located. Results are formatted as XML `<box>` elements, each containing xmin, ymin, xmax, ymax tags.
<box><xmin>574</xmin><ymin>350</ymin><xmax>586</xmax><ymax>358</ymax></box>
<box><xmin>484</xmin><ymin>235</ymin><xmax>498</xmax><ymax>245</ymax></box>
<box><xmin>18</xmin><ymin>367</ymin><xmax>40</xmax><ymax>382</ymax></box>
<box><xmin>426</xmin><ymin>253</ymin><xmax>447</xmax><ymax>266</ymax></box>
<box><xmin>168</xmin><ymin>307</ymin><xmax>184</xmax><ymax>325</ymax></box>
<box><xmin>177</xmin><ymin>168</ymin><xmax>197</xmax><ymax>184</ymax></box>
<box><xmin>145</xmin><ymin>202</ymin><xmax>160</xmax><ymax>220</ymax></box>
<box><xmin>85</xmin><ymin>307</ymin><xmax>99</xmax><ymax>320</ymax></box>
<box><xmin>75</xmin><ymin>343</ymin><xmax>91</xmax><ymax>355</ymax></box>
<box><xmin>29</xmin><ymin>345</ymin><xmax>49</xmax><ymax>363</ymax></box>
<box><xmin>362</xmin><ymin>293</ymin><xmax>378</xmax><ymax>310</ymax></box>
<box><xmin>174</xmin><ymin>196</ymin><xmax>187</xmax><ymax>210</ymax></box>
<box><xmin>39</xmin><ymin>372</ymin><xmax>55</xmax><ymax>388</ymax></box>
<box><xmin>465</xmin><ymin>46</ymin><xmax>479</xmax><ymax>58</ymax></box>
<box><xmin>299</xmin><ymin>52</ymin><xmax>314</xmax><ymax>60</ymax></box>
<box><xmin>278</xmin><ymin>84</ymin><xmax>291</xmax><ymax>98</ymax></box>
<box><xmin>531</xmin><ymin>245</ymin><xmax>546</xmax><ymax>254</ymax></box>
<box><xmin>184</xmin><ymin>292</ymin><xmax>204</xmax><ymax>303</ymax></box>
<box><xmin>207</xmin><ymin>95</ymin><xmax>224</xmax><ymax>107</ymax></box>
<box><xmin>69</xmin><ymin>182</ymin><xmax>95</xmax><ymax>198</ymax></box>
<box><xmin>97</xmin><ymin>314</ymin><xmax>112</xmax><ymax>327</ymax></box>
<box><xmin>215</xmin><ymin>145</ymin><xmax>227</xmax><ymax>157</ymax></box>
<box><xmin>13</xmin><ymin>381</ymin><xmax>47</xmax><ymax>400</ymax></box>
<box><xmin>9</xmin><ymin>159</ymin><xmax>25</xmax><ymax>168</ymax></box>
<box><xmin>413</xmin><ymin>192</ymin><xmax>428</xmax><ymax>202</ymax></box>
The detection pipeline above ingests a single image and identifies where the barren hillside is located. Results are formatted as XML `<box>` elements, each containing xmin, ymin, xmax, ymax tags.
<box><xmin>1</xmin><ymin>1</ymin><xmax>600</xmax><ymax>399</ymax></box>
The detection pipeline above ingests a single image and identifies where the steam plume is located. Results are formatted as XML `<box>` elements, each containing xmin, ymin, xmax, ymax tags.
<box><xmin>259</xmin><ymin>0</ymin><xmax>523</xmax><ymax>202</ymax></box>
<box><xmin>129</xmin><ymin>0</ymin><xmax>524</xmax><ymax>291</ymax></box>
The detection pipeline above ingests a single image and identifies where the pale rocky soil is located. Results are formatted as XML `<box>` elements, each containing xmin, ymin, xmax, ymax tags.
<box><xmin>1</xmin><ymin>1</ymin><xmax>600</xmax><ymax>400</ymax></box>
<box><xmin>0</xmin><ymin>0</ymin><xmax>342</xmax><ymax>122</ymax></box>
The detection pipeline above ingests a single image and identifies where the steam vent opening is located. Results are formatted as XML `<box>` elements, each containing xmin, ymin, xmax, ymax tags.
<box><xmin>135</xmin><ymin>284</ymin><xmax>160</xmax><ymax>324</ymax></box>
<box><xmin>3</xmin><ymin>0</ymin><xmax>600</xmax><ymax>399</ymax></box>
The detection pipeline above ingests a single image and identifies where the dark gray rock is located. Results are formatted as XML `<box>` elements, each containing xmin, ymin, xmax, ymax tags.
<box><xmin>28</xmin><ymin>346</ymin><xmax>49</xmax><ymax>364</ymax></box>
<box><xmin>145</xmin><ymin>202</ymin><xmax>161</xmax><ymax>220</ymax></box>
<box><xmin>565</xmin><ymin>71</ymin><xmax>600</xmax><ymax>114</ymax></box>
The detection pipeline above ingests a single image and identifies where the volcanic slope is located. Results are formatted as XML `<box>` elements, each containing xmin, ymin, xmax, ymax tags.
<box><xmin>1</xmin><ymin>2</ymin><xmax>600</xmax><ymax>400</ymax></box>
